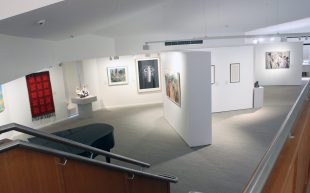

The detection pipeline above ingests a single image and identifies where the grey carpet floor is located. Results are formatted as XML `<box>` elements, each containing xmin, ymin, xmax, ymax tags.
<box><xmin>18</xmin><ymin>83</ymin><xmax>305</xmax><ymax>193</ymax></box>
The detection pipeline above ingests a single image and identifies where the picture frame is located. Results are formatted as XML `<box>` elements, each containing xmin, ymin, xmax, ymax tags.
<box><xmin>230</xmin><ymin>63</ymin><xmax>240</xmax><ymax>83</ymax></box>
<box><xmin>265</xmin><ymin>51</ymin><xmax>290</xmax><ymax>69</ymax></box>
<box><xmin>165</xmin><ymin>72</ymin><xmax>181</xmax><ymax>106</ymax></box>
<box><xmin>107</xmin><ymin>66</ymin><xmax>128</xmax><ymax>86</ymax></box>
<box><xmin>211</xmin><ymin>65</ymin><xmax>215</xmax><ymax>84</ymax></box>
<box><xmin>0</xmin><ymin>85</ymin><xmax>4</xmax><ymax>113</ymax></box>
<box><xmin>136</xmin><ymin>58</ymin><xmax>161</xmax><ymax>93</ymax></box>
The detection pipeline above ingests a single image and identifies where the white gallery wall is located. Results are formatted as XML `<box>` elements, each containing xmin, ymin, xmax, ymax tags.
<box><xmin>96</xmin><ymin>55</ymin><xmax>163</xmax><ymax>108</ymax></box>
<box><xmin>207</xmin><ymin>46</ymin><xmax>255</xmax><ymax>112</ymax></box>
<box><xmin>161</xmin><ymin>51</ymin><xmax>212</xmax><ymax>147</ymax></box>
<box><xmin>0</xmin><ymin>66</ymin><xmax>68</xmax><ymax>139</ymax></box>
<box><xmin>254</xmin><ymin>42</ymin><xmax>303</xmax><ymax>85</ymax></box>
<box><xmin>303</xmin><ymin>45</ymin><xmax>310</xmax><ymax>60</ymax></box>
<box><xmin>62</xmin><ymin>54</ymin><xmax>163</xmax><ymax>109</ymax></box>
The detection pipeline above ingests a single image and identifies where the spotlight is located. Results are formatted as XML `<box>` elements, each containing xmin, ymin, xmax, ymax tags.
<box><xmin>253</xmin><ymin>39</ymin><xmax>258</xmax><ymax>44</ymax></box>
<box><xmin>270</xmin><ymin>37</ymin><xmax>275</xmax><ymax>41</ymax></box>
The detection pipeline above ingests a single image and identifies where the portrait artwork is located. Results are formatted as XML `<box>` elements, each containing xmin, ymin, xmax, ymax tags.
<box><xmin>136</xmin><ymin>58</ymin><xmax>161</xmax><ymax>92</ymax></box>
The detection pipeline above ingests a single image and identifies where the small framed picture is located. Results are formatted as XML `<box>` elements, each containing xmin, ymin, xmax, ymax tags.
<box><xmin>136</xmin><ymin>58</ymin><xmax>161</xmax><ymax>93</ymax></box>
<box><xmin>211</xmin><ymin>65</ymin><xmax>215</xmax><ymax>84</ymax></box>
<box><xmin>107</xmin><ymin>66</ymin><xmax>128</xmax><ymax>86</ymax></box>
<box><xmin>230</xmin><ymin>63</ymin><xmax>240</xmax><ymax>83</ymax></box>
<box><xmin>165</xmin><ymin>72</ymin><xmax>181</xmax><ymax>106</ymax></box>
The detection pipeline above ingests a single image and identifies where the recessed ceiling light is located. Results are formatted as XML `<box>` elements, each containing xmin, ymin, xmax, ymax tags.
<box><xmin>36</xmin><ymin>19</ymin><xmax>47</xmax><ymax>26</ymax></box>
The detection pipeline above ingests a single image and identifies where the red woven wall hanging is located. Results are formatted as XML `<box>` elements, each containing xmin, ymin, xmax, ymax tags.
<box><xmin>26</xmin><ymin>71</ymin><xmax>55</xmax><ymax>120</ymax></box>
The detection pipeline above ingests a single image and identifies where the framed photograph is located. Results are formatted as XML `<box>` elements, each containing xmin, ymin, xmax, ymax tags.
<box><xmin>266</xmin><ymin>51</ymin><xmax>290</xmax><ymax>69</ymax></box>
<box><xmin>107</xmin><ymin>66</ymin><xmax>128</xmax><ymax>86</ymax></box>
<box><xmin>230</xmin><ymin>63</ymin><xmax>240</xmax><ymax>83</ymax></box>
<box><xmin>211</xmin><ymin>65</ymin><xmax>215</xmax><ymax>84</ymax></box>
<box><xmin>165</xmin><ymin>72</ymin><xmax>181</xmax><ymax>106</ymax></box>
<box><xmin>136</xmin><ymin>58</ymin><xmax>161</xmax><ymax>93</ymax></box>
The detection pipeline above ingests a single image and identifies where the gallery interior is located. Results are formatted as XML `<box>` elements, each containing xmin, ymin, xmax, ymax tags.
<box><xmin>1</xmin><ymin>1</ymin><xmax>310</xmax><ymax>193</ymax></box>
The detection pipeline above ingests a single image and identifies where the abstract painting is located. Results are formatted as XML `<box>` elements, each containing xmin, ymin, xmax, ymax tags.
<box><xmin>107</xmin><ymin>66</ymin><xmax>128</xmax><ymax>85</ymax></box>
<box><xmin>165</xmin><ymin>72</ymin><xmax>181</xmax><ymax>106</ymax></box>
<box><xmin>266</xmin><ymin>51</ymin><xmax>290</xmax><ymax>69</ymax></box>
<box><xmin>0</xmin><ymin>85</ymin><xmax>4</xmax><ymax>113</ymax></box>
<box><xmin>26</xmin><ymin>71</ymin><xmax>55</xmax><ymax>120</ymax></box>
<box><xmin>230</xmin><ymin>63</ymin><xmax>240</xmax><ymax>83</ymax></box>
<box><xmin>136</xmin><ymin>58</ymin><xmax>161</xmax><ymax>92</ymax></box>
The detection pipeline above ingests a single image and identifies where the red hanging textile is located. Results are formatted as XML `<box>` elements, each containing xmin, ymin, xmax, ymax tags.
<box><xmin>26</xmin><ymin>71</ymin><xmax>55</xmax><ymax>120</ymax></box>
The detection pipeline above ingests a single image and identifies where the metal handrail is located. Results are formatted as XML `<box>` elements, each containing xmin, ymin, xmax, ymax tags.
<box><xmin>0</xmin><ymin>140</ymin><xmax>177</xmax><ymax>183</ymax></box>
<box><xmin>0</xmin><ymin>123</ymin><xmax>150</xmax><ymax>168</ymax></box>
<box><xmin>243</xmin><ymin>80</ymin><xmax>310</xmax><ymax>193</ymax></box>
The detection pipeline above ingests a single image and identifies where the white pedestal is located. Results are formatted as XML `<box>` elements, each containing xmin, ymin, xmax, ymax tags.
<box><xmin>253</xmin><ymin>87</ymin><xmax>264</xmax><ymax>108</ymax></box>
<box><xmin>71</xmin><ymin>96</ymin><xmax>97</xmax><ymax>118</ymax></box>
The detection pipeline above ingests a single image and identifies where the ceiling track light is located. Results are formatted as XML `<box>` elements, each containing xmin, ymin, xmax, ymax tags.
<box><xmin>143</xmin><ymin>32</ymin><xmax>310</xmax><ymax>50</ymax></box>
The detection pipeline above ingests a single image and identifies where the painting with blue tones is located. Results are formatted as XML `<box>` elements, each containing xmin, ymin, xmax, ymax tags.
<box><xmin>0</xmin><ymin>85</ymin><xmax>4</xmax><ymax>113</ymax></box>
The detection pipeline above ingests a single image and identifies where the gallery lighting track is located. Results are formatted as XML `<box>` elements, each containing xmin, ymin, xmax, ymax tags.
<box><xmin>142</xmin><ymin>32</ymin><xmax>310</xmax><ymax>50</ymax></box>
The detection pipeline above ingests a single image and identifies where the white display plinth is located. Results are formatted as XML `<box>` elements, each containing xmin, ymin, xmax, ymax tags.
<box><xmin>253</xmin><ymin>87</ymin><xmax>264</xmax><ymax>108</ymax></box>
<box><xmin>71</xmin><ymin>96</ymin><xmax>97</xmax><ymax>118</ymax></box>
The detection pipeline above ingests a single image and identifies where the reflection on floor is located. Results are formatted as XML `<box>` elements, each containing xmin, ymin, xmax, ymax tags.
<box><xmin>23</xmin><ymin>84</ymin><xmax>305</xmax><ymax>193</ymax></box>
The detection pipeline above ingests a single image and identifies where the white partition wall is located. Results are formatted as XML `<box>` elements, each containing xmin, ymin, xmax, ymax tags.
<box><xmin>161</xmin><ymin>51</ymin><xmax>212</xmax><ymax>147</ymax></box>
<box><xmin>254</xmin><ymin>42</ymin><xmax>303</xmax><ymax>85</ymax></box>
<box><xmin>210</xmin><ymin>46</ymin><xmax>255</xmax><ymax>112</ymax></box>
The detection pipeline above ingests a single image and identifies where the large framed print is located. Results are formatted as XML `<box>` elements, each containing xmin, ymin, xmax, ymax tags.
<box><xmin>136</xmin><ymin>58</ymin><xmax>161</xmax><ymax>93</ymax></box>
<box><xmin>211</xmin><ymin>65</ymin><xmax>215</xmax><ymax>84</ymax></box>
<box><xmin>266</xmin><ymin>51</ymin><xmax>290</xmax><ymax>69</ymax></box>
<box><xmin>230</xmin><ymin>63</ymin><xmax>240</xmax><ymax>83</ymax></box>
<box><xmin>165</xmin><ymin>72</ymin><xmax>181</xmax><ymax>106</ymax></box>
<box><xmin>107</xmin><ymin>66</ymin><xmax>128</xmax><ymax>86</ymax></box>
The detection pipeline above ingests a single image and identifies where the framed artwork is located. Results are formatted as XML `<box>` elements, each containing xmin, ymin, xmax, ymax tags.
<box><xmin>230</xmin><ymin>63</ymin><xmax>240</xmax><ymax>83</ymax></box>
<box><xmin>165</xmin><ymin>72</ymin><xmax>181</xmax><ymax>106</ymax></box>
<box><xmin>26</xmin><ymin>71</ymin><xmax>55</xmax><ymax>120</ymax></box>
<box><xmin>0</xmin><ymin>85</ymin><xmax>4</xmax><ymax>113</ymax></box>
<box><xmin>266</xmin><ymin>51</ymin><xmax>290</xmax><ymax>69</ymax></box>
<box><xmin>136</xmin><ymin>58</ymin><xmax>161</xmax><ymax>93</ymax></box>
<box><xmin>107</xmin><ymin>66</ymin><xmax>128</xmax><ymax>86</ymax></box>
<box><xmin>211</xmin><ymin>65</ymin><xmax>215</xmax><ymax>84</ymax></box>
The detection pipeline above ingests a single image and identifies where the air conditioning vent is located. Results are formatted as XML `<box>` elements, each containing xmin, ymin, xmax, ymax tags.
<box><xmin>165</xmin><ymin>40</ymin><xmax>203</xmax><ymax>46</ymax></box>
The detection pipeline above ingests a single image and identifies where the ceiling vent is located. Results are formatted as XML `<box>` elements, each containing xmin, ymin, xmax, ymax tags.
<box><xmin>165</xmin><ymin>40</ymin><xmax>203</xmax><ymax>46</ymax></box>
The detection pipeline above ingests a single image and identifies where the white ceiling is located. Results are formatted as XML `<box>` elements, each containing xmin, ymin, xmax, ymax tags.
<box><xmin>0</xmin><ymin>0</ymin><xmax>310</xmax><ymax>41</ymax></box>
<box><xmin>0</xmin><ymin>0</ymin><xmax>64</xmax><ymax>20</ymax></box>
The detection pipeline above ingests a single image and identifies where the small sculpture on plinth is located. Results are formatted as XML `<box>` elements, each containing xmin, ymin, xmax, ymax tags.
<box><xmin>75</xmin><ymin>85</ymin><xmax>89</xmax><ymax>98</ymax></box>
<box><xmin>254</xmin><ymin>81</ymin><xmax>260</xmax><ymax>88</ymax></box>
